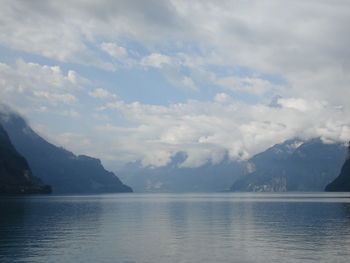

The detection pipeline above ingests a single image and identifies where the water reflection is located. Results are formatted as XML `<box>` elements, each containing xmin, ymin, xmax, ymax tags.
<box><xmin>0</xmin><ymin>195</ymin><xmax>103</xmax><ymax>263</ymax></box>
<box><xmin>0</xmin><ymin>193</ymin><xmax>350</xmax><ymax>263</ymax></box>
<box><xmin>229</xmin><ymin>202</ymin><xmax>350</xmax><ymax>263</ymax></box>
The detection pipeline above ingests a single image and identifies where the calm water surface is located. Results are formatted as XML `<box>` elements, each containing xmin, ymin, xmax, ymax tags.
<box><xmin>1</xmin><ymin>193</ymin><xmax>350</xmax><ymax>263</ymax></box>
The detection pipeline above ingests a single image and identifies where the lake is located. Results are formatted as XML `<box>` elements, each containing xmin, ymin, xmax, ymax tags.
<box><xmin>1</xmin><ymin>193</ymin><xmax>350</xmax><ymax>263</ymax></box>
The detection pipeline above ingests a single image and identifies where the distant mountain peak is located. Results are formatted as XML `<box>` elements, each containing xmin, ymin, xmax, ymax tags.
<box><xmin>231</xmin><ymin>138</ymin><xmax>346</xmax><ymax>192</ymax></box>
<box><xmin>271</xmin><ymin>138</ymin><xmax>304</xmax><ymax>154</ymax></box>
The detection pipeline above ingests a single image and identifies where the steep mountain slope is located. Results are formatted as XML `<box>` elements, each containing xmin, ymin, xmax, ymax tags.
<box><xmin>325</xmin><ymin>142</ymin><xmax>350</xmax><ymax>191</ymax></box>
<box><xmin>118</xmin><ymin>152</ymin><xmax>245</xmax><ymax>192</ymax></box>
<box><xmin>0</xmin><ymin>110</ymin><xmax>132</xmax><ymax>194</ymax></box>
<box><xmin>230</xmin><ymin>138</ymin><xmax>346</xmax><ymax>192</ymax></box>
<box><xmin>0</xmin><ymin>123</ymin><xmax>51</xmax><ymax>194</ymax></box>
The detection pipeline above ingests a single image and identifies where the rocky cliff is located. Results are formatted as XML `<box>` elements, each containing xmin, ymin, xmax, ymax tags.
<box><xmin>0</xmin><ymin>109</ymin><xmax>132</xmax><ymax>194</ymax></box>
<box><xmin>0</xmin><ymin>123</ymin><xmax>51</xmax><ymax>194</ymax></box>
<box><xmin>325</xmin><ymin>142</ymin><xmax>350</xmax><ymax>192</ymax></box>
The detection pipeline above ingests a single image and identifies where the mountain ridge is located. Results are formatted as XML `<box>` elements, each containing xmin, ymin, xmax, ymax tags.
<box><xmin>0</xmin><ymin>109</ymin><xmax>132</xmax><ymax>194</ymax></box>
<box><xmin>230</xmin><ymin>138</ymin><xmax>346</xmax><ymax>192</ymax></box>
<box><xmin>118</xmin><ymin>151</ymin><xmax>245</xmax><ymax>193</ymax></box>
<box><xmin>325</xmin><ymin>142</ymin><xmax>350</xmax><ymax>191</ymax></box>
<box><xmin>0</xmin><ymin>123</ymin><xmax>51</xmax><ymax>194</ymax></box>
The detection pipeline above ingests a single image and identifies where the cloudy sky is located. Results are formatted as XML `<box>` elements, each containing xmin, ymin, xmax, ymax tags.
<box><xmin>1</xmin><ymin>0</ymin><xmax>350</xmax><ymax>170</ymax></box>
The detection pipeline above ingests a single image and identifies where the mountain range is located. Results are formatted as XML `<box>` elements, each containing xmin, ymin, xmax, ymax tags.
<box><xmin>0</xmin><ymin>108</ymin><xmax>132</xmax><ymax>194</ymax></box>
<box><xmin>118</xmin><ymin>152</ymin><xmax>245</xmax><ymax>192</ymax></box>
<box><xmin>1</xmin><ymin>106</ymin><xmax>348</xmax><ymax>194</ymax></box>
<box><xmin>230</xmin><ymin>138</ymin><xmax>347</xmax><ymax>192</ymax></box>
<box><xmin>119</xmin><ymin>138</ymin><xmax>347</xmax><ymax>193</ymax></box>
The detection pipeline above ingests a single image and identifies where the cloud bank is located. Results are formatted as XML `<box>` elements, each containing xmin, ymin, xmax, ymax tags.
<box><xmin>91</xmin><ymin>94</ymin><xmax>349</xmax><ymax>168</ymax></box>
<box><xmin>0</xmin><ymin>0</ymin><xmax>349</xmax><ymax>168</ymax></box>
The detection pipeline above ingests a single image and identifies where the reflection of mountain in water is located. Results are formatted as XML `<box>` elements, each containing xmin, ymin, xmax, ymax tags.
<box><xmin>162</xmin><ymin>195</ymin><xmax>350</xmax><ymax>262</ymax></box>
<box><xmin>246</xmin><ymin>201</ymin><xmax>350</xmax><ymax>244</ymax></box>
<box><xmin>1</xmin><ymin>194</ymin><xmax>350</xmax><ymax>263</ymax></box>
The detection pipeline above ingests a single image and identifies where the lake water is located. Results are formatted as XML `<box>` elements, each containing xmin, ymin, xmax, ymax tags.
<box><xmin>1</xmin><ymin>193</ymin><xmax>350</xmax><ymax>263</ymax></box>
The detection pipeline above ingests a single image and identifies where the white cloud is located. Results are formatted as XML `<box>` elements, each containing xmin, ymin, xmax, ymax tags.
<box><xmin>141</xmin><ymin>53</ymin><xmax>173</xmax><ymax>68</ymax></box>
<box><xmin>181</xmin><ymin>76</ymin><xmax>197</xmax><ymax>91</ymax></box>
<box><xmin>61</xmin><ymin>109</ymin><xmax>81</xmax><ymax>118</ymax></box>
<box><xmin>92</xmin><ymin>94</ymin><xmax>350</xmax><ymax>168</ymax></box>
<box><xmin>52</xmin><ymin>132</ymin><xmax>92</xmax><ymax>154</ymax></box>
<box><xmin>36</xmin><ymin>106</ymin><xmax>49</xmax><ymax>113</ymax></box>
<box><xmin>0</xmin><ymin>60</ymin><xmax>84</xmax><ymax>91</ymax></box>
<box><xmin>100</xmin><ymin>42</ymin><xmax>127</xmax><ymax>59</ymax></box>
<box><xmin>33</xmin><ymin>91</ymin><xmax>77</xmax><ymax>105</ymax></box>
<box><xmin>91</xmin><ymin>113</ymin><xmax>111</xmax><ymax>122</ymax></box>
<box><xmin>215</xmin><ymin>76</ymin><xmax>278</xmax><ymax>95</ymax></box>
<box><xmin>1</xmin><ymin>1</ymin><xmax>348</xmax><ymax>103</ymax></box>
<box><xmin>140</xmin><ymin>150</ymin><xmax>173</xmax><ymax>167</ymax></box>
<box><xmin>0</xmin><ymin>60</ymin><xmax>83</xmax><ymax>111</ymax></box>
<box><xmin>277</xmin><ymin>98</ymin><xmax>326</xmax><ymax>112</ymax></box>
<box><xmin>1</xmin><ymin>0</ymin><xmax>350</xmax><ymax>169</ymax></box>
<box><xmin>88</xmin><ymin>88</ymin><xmax>118</xmax><ymax>99</ymax></box>
<box><xmin>214</xmin><ymin>93</ymin><xmax>234</xmax><ymax>103</ymax></box>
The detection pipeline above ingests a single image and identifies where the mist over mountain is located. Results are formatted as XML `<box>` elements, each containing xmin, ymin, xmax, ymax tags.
<box><xmin>1</xmin><ymin>106</ymin><xmax>347</xmax><ymax>194</ymax></box>
<box><xmin>0</xmin><ymin>123</ymin><xmax>51</xmax><ymax>194</ymax></box>
<box><xmin>118</xmin><ymin>152</ymin><xmax>245</xmax><ymax>192</ymax></box>
<box><xmin>325</xmin><ymin>142</ymin><xmax>350</xmax><ymax>192</ymax></box>
<box><xmin>120</xmin><ymin>138</ymin><xmax>347</xmax><ymax>193</ymax></box>
<box><xmin>0</xmin><ymin>109</ymin><xmax>132</xmax><ymax>194</ymax></box>
<box><xmin>230</xmin><ymin>138</ymin><xmax>346</xmax><ymax>192</ymax></box>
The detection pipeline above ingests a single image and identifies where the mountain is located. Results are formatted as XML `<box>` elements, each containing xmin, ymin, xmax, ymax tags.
<box><xmin>0</xmin><ymin>123</ymin><xmax>51</xmax><ymax>194</ymax></box>
<box><xmin>118</xmin><ymin>152</ymin><xmax>245</xmax><ymax>192</ymax></box>
<box><xmin>230</xmin><ymin>138</ymin><xmax>346</xmax><ymax>192</ymax></box>
<box><xmin>0</xmin><ymin>109</ymin><xmax>132</xmax><ymax>194</ymax></box>
<box><xmin>325</xmin><ymin>142</ymin><xmax>350</xmax><ymax>191</ymax></box>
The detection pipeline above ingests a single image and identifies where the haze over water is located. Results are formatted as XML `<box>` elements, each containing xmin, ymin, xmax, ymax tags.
<box><xmin>1</xmin><ymin>193</ymin><xmax>350</xmax><ymax>263</ymax></box>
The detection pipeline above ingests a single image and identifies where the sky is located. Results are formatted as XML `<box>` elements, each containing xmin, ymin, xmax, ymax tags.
<box><xmin>0</xmin><ymin>0</ymin><xmax>350</xmax><ymax>170</ymax></box>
